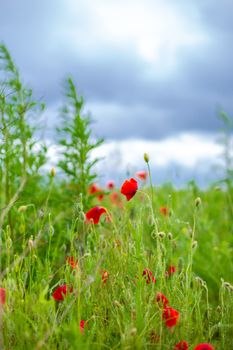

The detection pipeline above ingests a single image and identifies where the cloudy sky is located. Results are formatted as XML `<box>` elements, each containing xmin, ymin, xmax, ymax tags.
<box><xmin>1</xmin><ymin>0</ymin><xmax>233</xmax><ymax>186</ymax></box>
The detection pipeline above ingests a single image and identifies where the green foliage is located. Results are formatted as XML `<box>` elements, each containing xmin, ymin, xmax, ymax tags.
<box><xmin>0</xmin><ymin>44</ymin><xmax>47</xmax><ymax>229</ymax></box>
<box><xmin>58</xmin><ymin>77</ymin><xmax>104</xmax><ymax>210</ymax></box>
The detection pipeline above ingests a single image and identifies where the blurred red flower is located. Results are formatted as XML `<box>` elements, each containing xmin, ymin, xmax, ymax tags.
<box><xmin>52</xmin><ymin>284</ymin><xmax>72</xmax><ymax>301</ymax></box>
<box><xmin>166</xmin><ymin>265</ymin><xmax>176</xmax><ymax>277</ymax></box>
<box><xmin>194</xmin><ymin>344</ymin><xmax>215</xmax><ymax>350</ymax></box>
<box><xmin>0</xmin><ymin>288</ymin><xmax>6</xmax><ymax>305</ymax></box>
<box><xmin>102</xmin><ymin>270</ymin><xmax>109</xmax><ymax>284</ymax></box>
<box><xmin>135</xmin><ymin>171</ymin><xmax>148</xmax><ymax>181</ymax></box>
<box><xmin>156</xmin><ymin>292</ymin><xmax>169</xmax><ymax>308</ymax></box>
<box><xmin>85</xmin><ymin>206</ymin><xmax>107</xmax><ymax>224</ymax></box>
<box><xmin>163</xmin><ymin>306</ymin><xmax>180</xmax><ymax>327</ymax></box>
<box><xmin>106</xmin><ymin>180</ymin><xmax>115</xmax><ymax>189</ymax></box>
<box><xmin>174</xmin><ymin>341</ymin><xmax>189</xmax><ymax>350</ymax></box>
<box><xmin>88</xmin><ymin>184</ymin><xmax>104</xmax><ymax>201</ymax></box>
<box><xmin>142</xmin><ymin>268</ymin><xmax>156</xmax><ymax>284</ymax></box>
<box><xmin>110</xmin><ymin>192</ymin><xmax>123</xmax><ymax>207</ymax></box>
<box><xmin>66</xmin><ymin>256</ymin><xmax>78</xmax><ymax>269</ymax></box>
<box><xmin>120</xmin><ymin>178</ymin><xmax>138</xmax><ymax>201</ymax></box>
<box><xmin>80</xmin><ymin>320</ymin><xmax>86</xmax><ymax>334</ymax></box>
<box><xmin>160</xmin><ymin>207</ymin><xmax>169</xmax><ymax>216</ymax></box>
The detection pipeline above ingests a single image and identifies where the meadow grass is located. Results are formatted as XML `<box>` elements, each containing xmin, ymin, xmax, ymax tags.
<box><xmin>0</xmin><ymin>179</ymin><xmax>232</xmax><ymax>349</ymax></box>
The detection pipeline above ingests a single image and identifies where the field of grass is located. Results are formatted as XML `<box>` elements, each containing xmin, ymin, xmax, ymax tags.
<box><xmin>0</xmin><ymin>43</ymin><xmax>233</xmax><ymax>349</ymax></box>
<box><xmin>0</xmin><ymin>176</ymin><xmax>233</xmax><ymax>349</ymax></box>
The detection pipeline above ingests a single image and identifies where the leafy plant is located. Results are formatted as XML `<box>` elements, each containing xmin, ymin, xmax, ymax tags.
<box><xmin>58</xmin><ymin>77</ymin><xmax>104</xmax><ymax>210</ymax></box>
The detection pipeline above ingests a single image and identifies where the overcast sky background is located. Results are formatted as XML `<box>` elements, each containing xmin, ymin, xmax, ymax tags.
<box><xmin>1</xmin><ymin>0</ymin><xmax>233</xmax><ymax>186</ymax></box>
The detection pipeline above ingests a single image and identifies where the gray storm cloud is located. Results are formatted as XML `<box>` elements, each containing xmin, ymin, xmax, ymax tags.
<box><xmin>0</xmin><ymin>0</ymin><xmax>233</xmax><ymax>141</ymax></box>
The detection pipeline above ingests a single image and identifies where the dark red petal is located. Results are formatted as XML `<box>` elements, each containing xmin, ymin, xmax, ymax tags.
<box><xmin>0</xmin><ymin>288</ymin><xmax>6</xmax><ymax>305</ymax></box>
<box><xmin>174</xmin><ymin>341</ymin><xmax>189</xmax><ymax>350</ymax></box>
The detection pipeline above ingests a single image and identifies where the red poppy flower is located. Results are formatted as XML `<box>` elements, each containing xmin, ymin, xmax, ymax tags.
<box><xmin>107</xmin><ymin>180</ymin><xmax>115</xmax><ymax>189</ymax></box>
<box><xmin>156</xmin><ymin>292</ymin><xmax>169</xmax><ymax>308</ymax></box>
<box><xmin>85</xmin><ymin>206</ymin><xmax>107</xmax><ymax>224</ymax></box>
<box><xmin>110</xmin><ymin>192</ymin><xmax>123</xmax><ymax>207</ymax></box>
<box><xmin>88</xmin><ymin>184</ymin><xmax>104</xmax><ymax>201</ymax></box>
<box><xmin>66</xmin><ymin>256</ymin><xmax>78</xmax><ymax>269</ymax></box>
<box><xmin>135</xmin><ymin>171</ymin><xmax>148</xmax><ymax>181</ymax></box>
<box><xmin>120</xmin><ymin>178</ymin><xmax>138</xmax><ymax>201</ymax></box>
<box><xmin>102</xmin><ymin>270</ymin><xmax>109</xmax><ymax>284</ymax></box>
<box><xmin>0</xmin><ymin>288</ymin><xmax>6</xmax><ymax>305</ymax></box>
<box><xmin>52</xmin><ymin>284</ymin><xmax>72</xmax><ymax>301</ymax></box>
<box><xmin>174</xmin><ymin>341</ymin><xmax>189</xmax><ymax>350</ymax></box>
<box><xmin>160</xmin><ymin>206</ymin><xmax>169</xmax><ymax>216</ymax></box>
<box><xmin>142</xmin><ymin>268</ymin><xmax>156</xmax><ymax>284</ymax></box>
<box><xmin>88</xmin><ymin>183</ymin><xmax>99</xmax><ymax>194</ymax></box>
<box><xmin>166</xmin><ymin>265</ymin><xmax>176</xmax><ymax>277</ymax></box>
<box><xmin>80</xmin><ymin>320</ymin><xmax>86</xmax><ymax>334</ymax></box>
<box><xmin>163</xmin><ymin>306</ymin><xmax>180</xmax><ymax>328</ymax></box>
<box><xmin>194</xmin><ymin>344</ymin><xmax>215</xmax><ymax>350</ymax></box>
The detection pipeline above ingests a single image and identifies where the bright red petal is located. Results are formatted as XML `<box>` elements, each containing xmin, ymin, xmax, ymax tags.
<box><xmin>85</xmin><ymin>206</ymin><xmax>107</xmax><ymax>224</ymax></box>
<box><xmin>120</xmin><ymin>178</ymin><xmax>138</xmax><ymax>201</ymax></box>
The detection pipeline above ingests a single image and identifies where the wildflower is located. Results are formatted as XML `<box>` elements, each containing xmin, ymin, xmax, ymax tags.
<box><xmin>66</xmin><ymin>256</ymin><xmax>78</xmax><ymax>269</ymax></box>
<box><xmin>80</xmin><ymin>320</ymin><xmax>86</xmax><ymax>334</ymax></box>
<box><xmin>0</xmin><ymin>288</ymin><xmax>6</xmax><ymax>305</ymax></box>
<box><xmin>120</xmin><ymin>178</ymin><xmax>138</xmax><ymax>201</ymax></box>
<box><xmin>52</xmin><ymin>284</ymin><xmax>72</xmax><ymax>301</ymax></box>
<box><xmin>194</xmin><ymin>344</ymin><xmax>215</xmax><ymax>350</ymax></box>
<box><xmin>88</xmin><ymin>184</ymin><xmax>104</xmax><ymax>201</ymax></box>
<box><xmin>156</xmin><ymin>292</ymin><xmax>169</xmax><ymax>308</ymax></box>
<box><xmin>135</xmin><ymin>171</ymin><xmax>147</xmax><ymax>181</ymax></box>
<box><xmin>160</xmin><ymin>206</ymin><xmax>169</xmax><ymax>216</ymax></box>
<box><xmin>106</xmin><ymin>180</ymin><xmax>115</xmax><ymax>189</ymax></box>
<box><xmin>142</xmin><ymin>268</ymin><xmax>156</xmax><ymax>284</ymax></box>
<box><xmin>174</xmin><ymin>341</ymin><xmax>189</xmax><ymax>350</ymax></box>
<box><xmin>102</xmin><ymin>270</ymin><xmax>109</xmax><ymax>284</ymax></box>
<box><xmin>166</xmin><ymin>265</ymin><xmax>176</xmax><ymax>277</ymax></box>
<box><xmin>162</xmin><ymin>306</ymin><xmax>180</xmax><ymax>328</ymax></box>
<box><xmin>85</xmin><ymin>206</ymin><xmax>107</xmax><ymax>224</ymax></box>
<box><xmin>110</xmin><ymin>192</ymin><xmax>123</xmax><ymax>207</ymax></box>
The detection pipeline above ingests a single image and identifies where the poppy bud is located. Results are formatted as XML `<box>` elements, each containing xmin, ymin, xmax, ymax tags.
<box><xmin>144</xmin><ymin>153</ymin><xmax>149</xmax><ymax>163</ymax></box>
<box><xmin>50</xmin><ymin>167</ymin><xmax>56</xmax><ymax>177</ymax></box>
<box><xmin>192</xmin><ymin>240</ymin><xmax>198</xmax><ymax>249</ymax></box>
<box><xmin>195</xmin><ymin>197</ymin><xmax>201</xmax><ymax>207</ymax></box>
<box><xmin>168</xmin><ymin>232</ymin><xmax>173</xmax><ymax>240</ymax></box>
<box><xmin>158</xmin><ymin>231</ymin><xmax>165</xmax><ymax>239</ymax></box>
<box><xmin>18</xmin><ymin>205</ymin><xmax>27</xmax><ymax>213</ymax></box>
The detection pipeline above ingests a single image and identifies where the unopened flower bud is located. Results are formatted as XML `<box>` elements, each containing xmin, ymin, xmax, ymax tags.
<box><xmin>18</xmin><ymin>205</ymin><xmax>27</xmax><ymax>213</ymax></box>
<box><xmin>130</xmin><ymin>328</ymin><xmax>137</xmax><ymax>337</ymax></box>
<box><xmin>50</xmin><ymin>167</ymin><xmax>56</xmax><ymax>177</ymax></box>
<box><xmin>168</xmin><ymin>232</ymin><xmax>173</xmax><ymax>240</ymax></box>
<box><xmin>158</xmin><ymin>231</ymin><xmax>165</xmax><ymax>239</ymax></box>
<box><xmin>195</xmin><ymin>197</ymin><xmax>202</xmax><ymax>207</ymax></box>
<box><xmin>192</xmin><ymin>240</ymin><xmax>198</xmax><ymax>249</ymax></box>
<box><xmin>144</xmin><ymin>153</ymin><xmax>149</xmax><ymax>163</ymax></box>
